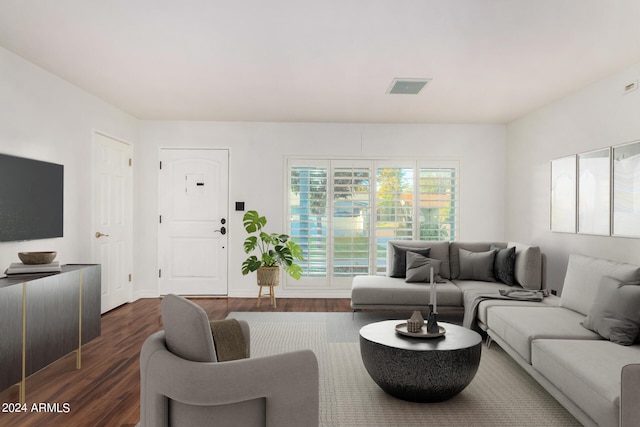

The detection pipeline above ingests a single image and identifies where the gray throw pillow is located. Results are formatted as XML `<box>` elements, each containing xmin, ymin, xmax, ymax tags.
<box><xmin>582</xmin><ymin>276</ymin><xmax>640</xmax><ymax>345</ymax></box>
<box><xmin>458</xmin><ymin>248</ymin><xmax>497</xmax><ymax>282</ymax></box>
<box><xmin>390</xmin><ymin>244</ymin><xmax>430</xmax><ymax>278</ymax></box>
<box><xmin>405</xmin><ymin>251</ymin><xmax>444</xmax><ymax>283</ymax></box>
<box><xmin>491</xmin><ymin>245</ymin><xmax>516</xmax><ymax>285</ymax></box>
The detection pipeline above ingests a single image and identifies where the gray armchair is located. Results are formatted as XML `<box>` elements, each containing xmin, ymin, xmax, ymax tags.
<box><xmin>138</xmin><ymin>294</ymin><xmax>319</xmax><ymax>427</ymax></box>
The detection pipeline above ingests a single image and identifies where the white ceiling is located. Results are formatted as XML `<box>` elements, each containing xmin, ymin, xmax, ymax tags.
<box><xmin>1</xmin><ymin>0</ymin><xmax>640</xmax><ymax>124</ymax></box>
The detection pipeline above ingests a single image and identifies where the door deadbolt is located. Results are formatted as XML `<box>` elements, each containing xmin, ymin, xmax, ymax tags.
<box><xmin>221</xmin><ymin>218</ymin><xmax>226</xmax><ymax>224</ymax></box>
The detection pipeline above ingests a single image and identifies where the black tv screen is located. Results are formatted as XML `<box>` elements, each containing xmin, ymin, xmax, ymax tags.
<box><xmin>0</xmin><ymin>154</ymin><xmax>64</xmax><ymax>242</ymax></box>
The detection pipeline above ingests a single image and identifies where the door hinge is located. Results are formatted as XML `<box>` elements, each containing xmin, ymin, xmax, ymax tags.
<box><xmin>158</xmin><ymin>269</ymin><xmax>162</xmax><ymax>278</ymax></box>
<box><xmin>128</xmin><ymin>273</ymin><xmax>132</xmax><ymax>282</ymax></box>
<box><xmin>159</xmin><ymin>215</ymin><xmax>162</xmax><ymax>224</ymax></box>
<box><xmin>128</xmin><ymin>158</ymin><xmax>132</xmax><ymax>167</ymax></box>
<box><xmin>159</xmin><ymin>161</ymin><xmax>162</xmax><ymax>170</ymax></box>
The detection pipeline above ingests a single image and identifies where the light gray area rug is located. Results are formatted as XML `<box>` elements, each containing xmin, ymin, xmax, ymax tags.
<box><xmin>228</xmin><ymin>312</ymin><xmax>581</xmax><ymax>427</ymax></box>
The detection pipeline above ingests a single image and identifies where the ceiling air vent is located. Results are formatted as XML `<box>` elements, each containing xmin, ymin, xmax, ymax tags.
<box><xmin>387</xmin><ymin>78</ymin><xmax>432</xmax><ymax>95</ymax></box>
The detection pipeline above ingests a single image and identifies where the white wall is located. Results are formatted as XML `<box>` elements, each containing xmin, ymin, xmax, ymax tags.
<box><xmin>0</xmin><ymin>47</ymin><xmax>138</xmax><ymax>271</ymax></box>
<box><xmin>506</xmin><ymin>61</ymin><xmax>640</xmax><ymax>292</ymax></box>
<box><xmin>138</xmin><ymin>121</ymin><xmax>506</xmax><ymax>298</ymax></box>
<box><xmin>8</xmin><ymin>35</ymin><xmax>638</xmax><ymax>300</ymax></box>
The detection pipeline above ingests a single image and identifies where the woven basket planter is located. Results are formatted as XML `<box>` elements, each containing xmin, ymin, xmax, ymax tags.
<box><xmin>256</xmin><ymin>266</ymin><xmax>280</xmax><ymax>287</ymax></box>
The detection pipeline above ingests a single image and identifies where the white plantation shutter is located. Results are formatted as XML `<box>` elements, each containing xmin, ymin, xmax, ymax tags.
<box><xmin>374</xmin><ymin>163</ymin><xmax>414</xmax><ymax>275</ymax></box>
<box><xmin>418</xmin><ymin>164</ymin><xmax>459</xmax><ymax>241</ymax></box>
<box><xmin>289</xmin><ymin>162</ymin><xmax>329</xmax><ymax>280</ymax></box>
<box><xmin>332</xmin><ymin>163</ymin><xmax>372</xmax><ymax>278</ymax></box>
<box><xmin>287</xmin><ymin>158</ymin><xmax>459</xmax><ymax>288</ymax></box>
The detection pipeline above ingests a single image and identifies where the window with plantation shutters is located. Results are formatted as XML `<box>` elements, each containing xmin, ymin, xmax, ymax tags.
<box><xmin>287</xmin><ymin>158</ymin><xmax>459</xmax><ymax>289</ymax></box>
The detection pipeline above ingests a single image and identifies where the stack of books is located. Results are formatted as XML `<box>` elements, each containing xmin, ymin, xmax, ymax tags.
<box><xmin>5</xmin><ymin>261</ymin><xmax>62</xmax><ymax>275</ymax></box>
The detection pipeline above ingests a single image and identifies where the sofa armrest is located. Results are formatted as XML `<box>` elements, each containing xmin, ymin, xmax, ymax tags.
<box><xmin>621</xmin><ymin>363</ymin><xmax>640</xmax><ymax>427</ymax></box>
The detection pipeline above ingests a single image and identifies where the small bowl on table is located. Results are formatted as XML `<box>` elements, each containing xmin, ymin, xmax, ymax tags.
<box><xmin>18</xmin><ymin>251</ymin><xmax>57</xmax><ymax>265</ymax></box>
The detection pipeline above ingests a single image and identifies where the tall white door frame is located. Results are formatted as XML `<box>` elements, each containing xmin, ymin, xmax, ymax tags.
<box><xmin>158</xmin><ymin>148</ymin><xmax>229</xmax><ymax>296</ymax></box>
<box><xmin>92</xmin><ymin>131</ymin><xmax>133</xmax><ymax>313</ymax></box>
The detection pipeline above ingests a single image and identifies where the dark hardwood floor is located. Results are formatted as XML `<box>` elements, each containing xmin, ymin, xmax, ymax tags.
<box><xmin>0</xmin><ymin>297</ymin><xmax>352</xmax><ymax>427</ymax></box>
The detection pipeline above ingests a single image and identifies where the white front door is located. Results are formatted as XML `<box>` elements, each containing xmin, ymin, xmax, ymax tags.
<box><xmin>158</xmin><ymin>149</ymin><xmax>229</xmax><ymax>295</ymax></box>
<box><xmin>92</xmin><ymin>132</ymin><xmax>133</xmax><ymax>313</ymax></box>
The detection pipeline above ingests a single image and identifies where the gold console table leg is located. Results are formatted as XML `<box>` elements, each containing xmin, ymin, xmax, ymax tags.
<box><xmin>20</xmin><ymin>282</ymin><xmax>26</xmax><ymax>405</ymax></box>
<box><xmin>77</xmin><ymin>270</ymin><xmax>83</xmax><ymax>369</ymax></box>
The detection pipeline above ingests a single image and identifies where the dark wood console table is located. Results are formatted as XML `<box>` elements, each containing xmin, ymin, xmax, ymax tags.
<box><xmin>0</xmin><ymin>264</ymin><xmax>101</xmax><ymax>403</ymax></box>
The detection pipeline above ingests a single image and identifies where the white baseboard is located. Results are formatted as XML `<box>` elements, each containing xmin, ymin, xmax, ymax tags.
<box><xmin>229</xmin><ymin>289</ymin><xmax>351</xmax><ymax>298</ymax></box>
<box><xmin>130</xmin><ymin>289</ymin><xmax>351</xmax><ymax>300</ymax></box>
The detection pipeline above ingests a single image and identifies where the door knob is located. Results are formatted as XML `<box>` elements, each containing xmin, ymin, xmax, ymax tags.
<box><xmin>214</xmin><ymin>227</ymin><xmax>227</xmax><ymax>235</ymax></box>
<box><xmin>95</xmin><ymin>232</ymin><xmax>110</xmax><ymax>238</ymax></box>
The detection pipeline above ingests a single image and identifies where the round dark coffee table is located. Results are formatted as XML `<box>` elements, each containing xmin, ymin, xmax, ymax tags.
<box><xmin>359</xmin><ymin>320</ymin><xmax>482</xmax><ymax>402</ymax></box>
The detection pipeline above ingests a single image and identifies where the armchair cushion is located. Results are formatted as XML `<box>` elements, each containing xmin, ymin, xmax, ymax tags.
<box><xmin>161</xmin><ymin>294</ymin><xmax>217</xmax><ymax>362</ymax></box>
<box><xmin>210</xmin><ymin>319</ymin><xmax>249</xmax><ymax>361</ymax></box>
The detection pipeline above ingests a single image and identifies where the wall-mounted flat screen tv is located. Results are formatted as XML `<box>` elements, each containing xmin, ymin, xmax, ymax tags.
<box><xmin>0</xmin><ymin>154</ymin><xmax>64</xmax><ymax>242</ymax></box>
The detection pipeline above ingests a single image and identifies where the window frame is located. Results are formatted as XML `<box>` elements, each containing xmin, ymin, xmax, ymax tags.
<box><xmin>285</xmin><ymin>157</ymin><xmax>459</xmax><ymax>289</ymax></box>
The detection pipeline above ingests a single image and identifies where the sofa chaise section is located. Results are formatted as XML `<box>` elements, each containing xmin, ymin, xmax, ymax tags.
<box><xmin>351</xmin><ymin>276</ymin><xmax>463</xmax><ymax>310</ymax></box>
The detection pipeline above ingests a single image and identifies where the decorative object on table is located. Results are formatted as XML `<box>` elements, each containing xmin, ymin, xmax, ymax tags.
<box><xmin>406</xmin><ymin>310</ymin><xmax>425</xmax><ymax>333</ymax></box>
<box><xmin>241</xmin><ymin>210</ymin><xmax>304</xmax><ymax>307</ymax></box>
<box><xmin>426</xmin><ymin>304</ymin><xmax>441</xmax><ymax>334</ymax></box>
<box><xmin>427</xmin><ymin>266</ymin><xmax>442</xmax><ymax>334</ymax></box>
<box><xmin>396</xmin><ymin>267</ymin><xmax>446</xmax><ymax>338</ymax></box>
<box><xmin>395</xmin><ymin>322</ymin><xmax>446</xmax><ymax>338</ymax></box>
<box><xmin>18</xmin><ymin>251</ymin><xmax>57</xmax><ymax>265</ymax></box>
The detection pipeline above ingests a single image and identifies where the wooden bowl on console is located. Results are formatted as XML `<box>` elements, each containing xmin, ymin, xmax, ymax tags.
<box><xmin>18</xmin><ymin>251</ymin><xmax>57</xmax><ymax>265</ymax></box>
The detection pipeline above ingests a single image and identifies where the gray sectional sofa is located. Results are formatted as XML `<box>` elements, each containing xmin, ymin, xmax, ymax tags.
<box><xmin>351</xmin><ymin>241</ymin><xmax>640</xmax><ymax>427</ymax></box>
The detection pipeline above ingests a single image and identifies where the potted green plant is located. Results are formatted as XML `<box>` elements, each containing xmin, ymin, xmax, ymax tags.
<box><xmin>241</xmin><ymin>210</ymin><xmax>304</xmax><ymax>286</ymax></box>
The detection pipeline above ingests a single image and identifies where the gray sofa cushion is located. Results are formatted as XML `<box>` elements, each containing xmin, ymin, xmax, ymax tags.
<box><xmin>582</xmin><ymin>276</ymin><xmax>640</xmax><ymax>345</ymax></box>
<box><xmin>389</xmin><ymin>243</ymin><xmax>430</xmax><ymax>278</ymax></box>
<box><xmin>387</xmin><ymin>240</ymin><xmax>451</xmax><ymax>278</ymax></box>
<box><xmin>405</xmin><ymin>252</ymin><xmax>444</xmax><ymax>283</ymax></box>
<box><xmin>458</xmin><ymin>248</ymin><xmax>497</xmax><ymax>282</ymax></box>
<box><xmin>474</xmin><ymin>294</ymin><xmax>561</xmax><ymax>331</ymax></box>
<box><xmin>532</xmin><ymin>339</ymin><xmax>640</xmax><ymax>427</ymax></box>
<box><xmin>487</xmin><ymin>306</ymin><xmax>602</xmax><ymax>363</ymax></box>
<box><xmin>508</xmin><ymin>242</ymin><xmax>542</xmax><ymax>290</ymax></box>
<box><xmin>450</xmin><ymin>242</ymin><xmax>505</xmax><ymax>279</ymax></box>
<box><xmin>560</xmin><ymin>254</ymin><xmax>640</xmax><ymax>316</ymax></box>
<box><xmin>161</xmin><ymin>294</ymin><xmax>217</xmax><ymax>363</ymax></box>
<box><xmin>492</xmin><ymin>245</ymin><xmax>516</xmax><ymax>285</ymax></box>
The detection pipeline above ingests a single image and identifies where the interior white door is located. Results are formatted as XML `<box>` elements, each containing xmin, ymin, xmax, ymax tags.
<box><xmin>158</xmin><ymin>149</ymin><xmax>229</xmax><ymax>295</ymax></box>
<box><xmin>92</xmin><ymin>132</ymin><xmax>133</xmax><ymax>313</ymax></box>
